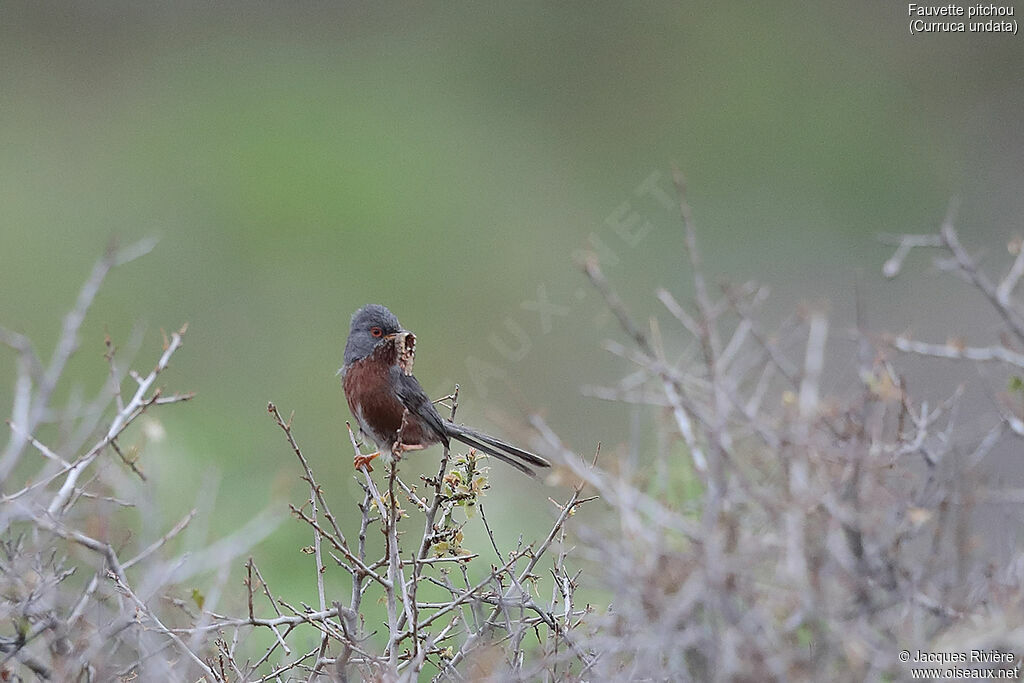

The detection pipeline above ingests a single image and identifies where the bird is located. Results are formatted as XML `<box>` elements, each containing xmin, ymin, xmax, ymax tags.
<box><xmin>340</xmin><ymin>304</ymin><xmax>551</xmax><ymax>476</ymax></box>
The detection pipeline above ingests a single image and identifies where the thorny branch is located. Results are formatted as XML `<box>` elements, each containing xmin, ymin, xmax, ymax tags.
<box><xmin>0</xmin><ymin>247</ymin><xmax>272</xmax><ymax>682</ymax></box>
<box><xmin>251</xmin><ymin>397</ymin><xmax>595</xmax><ymax>681</ymax></box>
<box><xmin>7</xmin><ymin>190</ymin><xmax>1024</xmax><ymax>681</ymax></box>
<box><xmin>561</xmin><ymin>194</ymin><xmax>1024</xmax><ymax>681</ymax></box>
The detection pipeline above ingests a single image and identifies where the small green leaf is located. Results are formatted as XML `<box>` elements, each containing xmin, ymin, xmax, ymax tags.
<box><xmin>191</xmin><ymin>588</ymin><xmax>205</xmax><ymax>611</ymax></box>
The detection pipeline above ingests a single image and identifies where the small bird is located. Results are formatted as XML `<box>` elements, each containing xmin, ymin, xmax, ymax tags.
<box><xmin>340</xmin><ymin>304</ymin><xmax>551</xmax><ymax>476</ymax></box>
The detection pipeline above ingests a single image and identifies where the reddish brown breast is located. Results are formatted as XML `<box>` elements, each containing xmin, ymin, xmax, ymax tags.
<box><xmin>342</xmin><ymin>338</ymin><xmax>438</xmax><ymax>450</ymax></box>
<box><xmin>342</xmin><ymin>355</ymin><xmax>405</xmax><ymax>449</ymax></box>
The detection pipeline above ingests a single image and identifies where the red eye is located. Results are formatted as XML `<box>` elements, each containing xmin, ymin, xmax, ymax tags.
<box><xmin>370</xmin><ymin>326</ymin><xmax>383</xmax><ymax>338</ymax></box>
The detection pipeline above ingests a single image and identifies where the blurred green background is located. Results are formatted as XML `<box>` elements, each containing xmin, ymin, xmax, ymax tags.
<box><xmin>2</xmin><ymin>1</ymin><xmax>1022</xmax><ymax>612</ymax></box>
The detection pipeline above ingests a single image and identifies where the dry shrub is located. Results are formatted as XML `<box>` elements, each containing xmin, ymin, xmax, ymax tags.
<box><xmin>3</xmin><ymin>193</ymin><xmax>1024</xmax><ymax>681</ymax></box>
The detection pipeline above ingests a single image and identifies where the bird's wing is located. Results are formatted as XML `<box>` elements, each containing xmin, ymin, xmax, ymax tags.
<box><xmin>391</xmin><ymin>368</ymin><xmax>449</xmax><ymax>445</ymax></box>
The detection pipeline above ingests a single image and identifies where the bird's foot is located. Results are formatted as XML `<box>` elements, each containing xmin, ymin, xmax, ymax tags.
<box><xmin>354</xmin><ymin>451</ymin><xmax>380</xmax><ymax>471</ymax></box>
<box><xmin>391</xmin><ymin>442</ymin><xmax>426</xmax><ymax>458</ymax></box>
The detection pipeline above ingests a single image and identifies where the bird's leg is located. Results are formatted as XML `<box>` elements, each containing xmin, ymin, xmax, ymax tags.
<box><xmin>391</xmin><ymin>408</ymin><xmax>426</xmax><ymax>461</ymax></box>
<box><xmin>391</xmin><ymin>442</ymin><xmax>426</xmax><ymax>458</ymax></box>
<box><xmin>354</xmin><ymin>451</ymin><xmax>380</xmax><ymax>471</ymax></box>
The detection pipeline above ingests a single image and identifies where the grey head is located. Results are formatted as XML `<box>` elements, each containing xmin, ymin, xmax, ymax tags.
<box><xmin>343</xmin><ymin>304</ymin><xmax>404</xmax><ymax>365</ymax></box>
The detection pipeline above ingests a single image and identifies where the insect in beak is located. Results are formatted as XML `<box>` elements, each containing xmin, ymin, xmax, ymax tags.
<box><xmin>395</xmin><ymin>331</ymin><xmax>416</xmax><ymax>374</ymax></box>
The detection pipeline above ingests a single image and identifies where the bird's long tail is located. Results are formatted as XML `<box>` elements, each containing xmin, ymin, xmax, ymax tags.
<box><xmin>443</xmin><ymin>422</ymin><xmax>550</xmax><ymax>477</ymax></box>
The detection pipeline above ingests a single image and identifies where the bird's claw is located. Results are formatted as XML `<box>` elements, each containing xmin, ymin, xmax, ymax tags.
<box><xmin>354</xmin><ymin>451</ymin><xmax>380</xmax><ymax>471</ymax></box>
